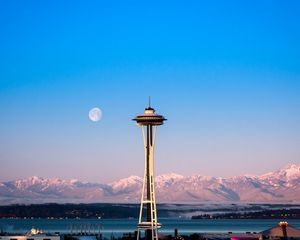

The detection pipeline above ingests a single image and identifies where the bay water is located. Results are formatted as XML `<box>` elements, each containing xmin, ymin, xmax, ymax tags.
<box><xmin>1</xmin><ymin>218</ymin><xmax>300</xmax><ymax>238</ymax></box>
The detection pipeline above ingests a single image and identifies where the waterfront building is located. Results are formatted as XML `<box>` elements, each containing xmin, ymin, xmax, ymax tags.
<box><xmin>0</xmin><ymin>227</ymin><xmax>60</xmax><ymax>240</ymax></box>
<box><xmin>261</xmin><ymin>221</ymin><xmax>300</xmax><ymax>239</ymax></box>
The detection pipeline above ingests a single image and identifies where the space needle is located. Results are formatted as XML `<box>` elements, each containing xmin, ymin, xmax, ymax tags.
<box><xmin>133</xmin><ymin>100</ymin><xmax>166</xmax><ymax>240</ymax></box>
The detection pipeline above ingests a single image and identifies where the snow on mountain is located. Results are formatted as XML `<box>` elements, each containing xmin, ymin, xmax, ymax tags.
<box><xmin>110</xmin><ymin>175</ymin><xmax>142</xmax><ymax>190</ymax></box>
<box><xmin>260</xmin><ymin>164</ymin><xmax>300</xmax><ymax>183</ymax></box>
<box><xmin>0</xmin><ymin>163</ymin><xmax>299</xmax><ymax>205</ymax></box>
<box><xmin>108</xmin><ymin>176</ymin><xmax>142</xmax><ymax>201</ymax></box>
<box><xmin>156</xmin><ymin>173</ymin><xmax>185</xmax><ymax>182</ymax></box>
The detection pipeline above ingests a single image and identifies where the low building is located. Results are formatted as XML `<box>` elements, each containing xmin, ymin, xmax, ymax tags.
<box><xmin>260</xmin><ymin>221</ymin><xmax>300</xmax><ymax>239</ymax></box>
<box><xmin>0</xmin><ymin>227</ymin><xmax>60</xmax><ymax>240</ymax></box>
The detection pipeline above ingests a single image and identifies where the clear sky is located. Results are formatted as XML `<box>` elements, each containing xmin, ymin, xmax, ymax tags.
<box><xmin>1</xmin><ymin>1</ymin><xmax>300</xmax><ymax>183</ymax></box>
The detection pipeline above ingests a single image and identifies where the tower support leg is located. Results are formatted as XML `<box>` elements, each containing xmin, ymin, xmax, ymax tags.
<box><xmin>137</xmin><ymin>126</ymin><xmax>159</xmax><ymax>240</ymax></box>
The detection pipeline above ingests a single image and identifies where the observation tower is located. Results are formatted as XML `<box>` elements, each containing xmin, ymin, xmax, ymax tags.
<box><xmin>133</xmin><ymin>102</ymin><xmax>166</xmax><ymax>240</ymax></box>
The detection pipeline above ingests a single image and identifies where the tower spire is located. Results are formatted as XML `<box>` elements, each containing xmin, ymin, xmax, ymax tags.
<box><xmin>133</xmin><ymin>105</ymin><xmax>166</xmax><ymax>240</ymax></box>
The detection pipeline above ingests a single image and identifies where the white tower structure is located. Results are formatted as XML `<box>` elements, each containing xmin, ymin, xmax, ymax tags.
<box><xmin>133</xmin><ymin>103</ymin><xmax>166</xmax><ymax>240</ymax></box>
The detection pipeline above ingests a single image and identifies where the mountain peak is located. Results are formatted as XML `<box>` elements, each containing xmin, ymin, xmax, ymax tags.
<box><xmin>156</xmin><ymin>173</ymin><xmax>184</xmax><ymax>180</ymax></box>
<box><xmin>109</xmin><ymin>175</ymin><xmax>142</xmax><ymax>189</ymax></box>
<box><xmin>281</xmin><ymin>163</ymin><xmax>300</xmax><ymax>178</ymax></box>
<box><xmin>29</xmin><ymin>175</ymin><xmax>43</xmax><ymax>181</ymax></box>
<box><xmin>261</xmin><ymin>163</ymin><xmax>300</xmax><ymax>180</ymax></box>
<box><xmin>283</xmin><ymin>163</ymin><xmax>300</xmax><ymax>171</ymax></box>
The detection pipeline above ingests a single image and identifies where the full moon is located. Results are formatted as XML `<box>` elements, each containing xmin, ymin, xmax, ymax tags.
<box><xmin>89</xmin><ymin>107</ymin><xmax>102</xmax><ymax>122</ymax></box>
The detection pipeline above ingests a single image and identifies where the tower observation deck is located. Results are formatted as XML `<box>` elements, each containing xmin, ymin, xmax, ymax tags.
<box><xmin>133</xmin><ymin>105</ymin><xmax>166</xmax><ymax>240</ymax></box>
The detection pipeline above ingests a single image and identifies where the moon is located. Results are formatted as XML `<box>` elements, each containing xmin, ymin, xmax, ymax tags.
<box><xmin>89</xmin><ymin>107</ymin><xmax>102</xmax><ymax>122</ymax></box>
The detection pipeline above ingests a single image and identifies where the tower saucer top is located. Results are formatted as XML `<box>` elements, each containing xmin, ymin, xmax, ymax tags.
<box><xmin>133</xmin><ymin>107</ymin><xmax>166</xmax><ymax>126</ymax></box>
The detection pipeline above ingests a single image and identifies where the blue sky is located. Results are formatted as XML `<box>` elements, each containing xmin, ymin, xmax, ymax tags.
<box><xmin>0</xmin><ymin>1</ymin><xmax>300</xmax><ymax>182</ymax></box>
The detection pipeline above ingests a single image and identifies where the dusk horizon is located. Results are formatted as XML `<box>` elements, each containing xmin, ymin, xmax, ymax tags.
<box><xmin>1</xmin><ymin>1</ymin><xmax>300</xmax><ymax>189</ymax></box>
<box><xmin>1</xmin><ymin>162</ymin><xmax>299</xmax><ymax>183</ymax></box>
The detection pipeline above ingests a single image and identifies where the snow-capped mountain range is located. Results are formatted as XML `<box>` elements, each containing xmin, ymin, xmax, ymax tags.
<box><xmin>0</xmin><ymin>164</ymin><xmax>299</xmax><ymax>205</ymax></box>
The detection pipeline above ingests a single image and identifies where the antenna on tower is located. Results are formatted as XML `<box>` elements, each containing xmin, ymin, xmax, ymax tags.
<box><xmin>148</xmin><ymin>96</ymin><xmax>151</xmax><ymax>108</ymax></box>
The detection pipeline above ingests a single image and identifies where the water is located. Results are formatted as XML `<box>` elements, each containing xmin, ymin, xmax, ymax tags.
<box><xmin>1</xmin><ymin>218</ymin><xmax>299</xmax><ymax>237</ymax></box>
